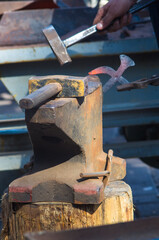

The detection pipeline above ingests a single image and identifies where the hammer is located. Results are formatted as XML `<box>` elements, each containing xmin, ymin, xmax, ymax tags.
<box><xmin>19</xmin><ymin>75</ymin><xmax>90</xmax><ymax>109</ymax></box>
<box><xmin>43</xmin><ymin>0</ymin><xmax>157</xmax><ymax>65</ymax></box>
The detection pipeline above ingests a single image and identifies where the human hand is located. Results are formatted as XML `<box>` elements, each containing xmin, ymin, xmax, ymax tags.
<box><xmin>93</xmin><ymin>0</ymin><xmax>136</xmax><ymax>32</ymax></box>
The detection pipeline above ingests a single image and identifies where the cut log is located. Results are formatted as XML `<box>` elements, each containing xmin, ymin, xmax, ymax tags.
<box><xmin>1</xmin><ymin>181</ymin><xmax>133</xmax><ymax>240</ymax></box>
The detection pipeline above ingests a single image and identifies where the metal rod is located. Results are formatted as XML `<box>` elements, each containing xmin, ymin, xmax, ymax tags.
<box><xmin>129</xmin><ymin>0</ymin><xmax>157</xmax><ymax>14</ymax></box>
<box><xmin>63</xmin><ymin>25</ymin><xmax>97</xmax><ymax>48</ymax></box>
<box><xmin>19</xmin><ymin>83</ymin><xmax>62</xmax><ymax>109</ymax></box>
<box><xmin>80</xmin><ymin>171</ymin><xmax>110</xmax><ymax>178</ymax></box>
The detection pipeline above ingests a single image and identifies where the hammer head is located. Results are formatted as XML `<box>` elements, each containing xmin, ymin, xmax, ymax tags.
<box><xmin>43</xmin><ymin>25</ymin><xmax>72</xmax><ymax>65</ymax></box>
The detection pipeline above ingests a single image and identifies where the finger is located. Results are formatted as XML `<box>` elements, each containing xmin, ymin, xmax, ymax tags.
<box><xmin>127</xmin><ymin>13</ymin><xmax>132</xmax><ymax>24</ymax></box>
<box><xmin>120</xmin><ymin>13</ymin><xmax>132</xmax><ymax>28</ymax></box>
<box><xmin>99</xmin><ymin>30</ymin><xmax>107</xmax><ymax>35</ymax></box>
<box><xmin>93</xmin><ymin>5</ymin><xmax>108</xmax><ymax>25</ymax></box>
<box><xmin>107</xmin><ymin>19</ymin><xmax>120</xmax><ymax>32</ymax></box>
<box><xmin>107</xmin><ymin>12</ymin><xmax>132</xmax><ymax>32</ymax></box>
<box><xmin>120</xmin><ymin>14</ymin><xmax>128</xmax><ymax>28</ymax></box>
<box><xmin>96</xmin><ymin>10</ymin><xmax>115</xmax><ymax>30</ymax></box>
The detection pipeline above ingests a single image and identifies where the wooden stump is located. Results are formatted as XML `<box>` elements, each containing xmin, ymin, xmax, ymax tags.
<box><xmin>1</xmin><ymin>181</ymin><xmax>133</xmax><ymax>240</ymax></box>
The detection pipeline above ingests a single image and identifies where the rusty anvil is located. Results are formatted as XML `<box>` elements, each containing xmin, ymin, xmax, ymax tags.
<box><xmin>9</xmin><ymin>75</ymin><xmax>126</xmax><ymax>204</ymax></box>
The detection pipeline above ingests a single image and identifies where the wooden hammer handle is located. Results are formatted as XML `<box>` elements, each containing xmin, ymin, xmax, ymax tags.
<box><xmin>19</xmin><ymin>83</ymin><xmax>62</xmax><ymax>109</ymax></box>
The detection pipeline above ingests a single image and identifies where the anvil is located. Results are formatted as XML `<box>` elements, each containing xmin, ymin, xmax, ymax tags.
<box><xmin>9</xmin><ymin>75</ymin><xmax>126</xmax><ymax>204</ymax></box>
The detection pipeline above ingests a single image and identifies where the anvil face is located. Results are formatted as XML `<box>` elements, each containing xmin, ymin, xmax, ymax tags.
<box><xmin>9</xmin><ymin>76</ymin><xmax>126</xmax><ymax>204</ymax></box>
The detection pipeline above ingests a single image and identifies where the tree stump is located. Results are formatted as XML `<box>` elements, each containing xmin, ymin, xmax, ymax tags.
<box><xmin>1</xmin><ymin>181</ymin><xmax>133</xmax><ymax>240</ymax></box>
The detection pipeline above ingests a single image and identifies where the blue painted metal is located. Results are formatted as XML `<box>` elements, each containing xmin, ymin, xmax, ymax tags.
<box><xmin>0</xmin><ymin>113</ymin><xmax>24</xmax><ymax>122</ymax></box>
<box><xmin>0</xmin><ymin>150</ymin><xmax>33</xmax><ymax>196</ymax></box>
<box><xmin>0</xmin><ymin>150</ymin><xmax>32</xmax><ymax>171</ymax></box>
<box><xmin>0</xmin><ymin>126</ymin><xmax>27</xmax><ymax>135</ymax></box>
<box><xmin>0</xmin><ymin>38</ymin><xmax>157</xmax><ymax>65</ymax></box>
<box><xmin>104</xmin><ymin>140</ymin><xmax>159</xmax><ymax>159</ymax></box>
<box><xmin>103</xmin><ymin>100</ymin><xmax>159</xmax><ymax>127</ymax></box>
<box><xmin>0</xmin><ymin>114</ymin><xmax>25</xmax><ymax>132</ymax></box>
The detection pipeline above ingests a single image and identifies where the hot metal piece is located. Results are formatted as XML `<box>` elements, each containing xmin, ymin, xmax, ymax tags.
<box><xmin>89</xmin><ymin>54</ymin><xmax>135</xmax><ymax>92</ymax></box>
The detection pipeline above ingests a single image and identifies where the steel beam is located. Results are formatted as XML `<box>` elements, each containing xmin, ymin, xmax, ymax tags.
<box><xmin>0</xmin><ymin>150</ymin><xmax>32</xmax><ymax>171</ymax></box>
<box><xmin>104</xmin><ymin>139</ymin><xmax>159</xmax><ymax>159</ymax></box>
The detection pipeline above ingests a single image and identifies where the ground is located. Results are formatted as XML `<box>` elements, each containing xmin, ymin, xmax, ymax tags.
<box><xmin>125</xmin><ymin>158</ymin><xmax>159</xmax><ymax>219</ymax></box>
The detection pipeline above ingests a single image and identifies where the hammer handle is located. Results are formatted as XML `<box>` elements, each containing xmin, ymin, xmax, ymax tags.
<box><xmin>19</xmin><ymin>83</ymin><xmax>62</xmax><ymax>109</ymax></box>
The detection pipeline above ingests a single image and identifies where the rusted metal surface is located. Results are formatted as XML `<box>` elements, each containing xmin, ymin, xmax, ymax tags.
<box><xmin>29</xmin><ymin>75</ymin><xmax>89</xmax><ymax>97</ymax></box>
<box><xmin>9</xmin><ymin>75</ymin><xmax>126</xmax><ymax>204</ymax></box>
<box><xmin>20</xmin><ymin>75</ymin><xmax>91</xmax><ymax>109</ymax></box>
<box><xmin>0</xmin><ymin>7</ymin><xmax>155</xmax><ymax>48</ymax></box>
<box><xmin>0</xmin><ymin>0</ymin><xmax>58</xmax><ymax>15</ymax></box>
<box><xmin>0</xmin><ymin>8</ymin><xmax>98</xmax><ymax>46</ymax></box>
<box><xmin>89</xmin><ymin>54</ymin><xmax>135</xmax><ymax>92</ymax></box>
<box><xmin>0</xmin><ymin>1</ymin><xmax>34</xmax><ymax>14</ymax></box>
<box><xmin>4</xmin><ymin>1</ymin><xmax>146</xmax><ymax>49</ymax></box>
<box><xmin>24</xmin><ymin>217</ymin><xmax>159</xmax><ymax>240</ymax></box>
<box><xmin>117</xmin><ymin>75</ymin><xmax>159</xmax><ymax>91</ymax></box>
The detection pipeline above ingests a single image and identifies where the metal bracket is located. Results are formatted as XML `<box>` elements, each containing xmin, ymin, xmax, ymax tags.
<box><xmin>117</xmin><ymin>75</ymin><xmax>159</xmax><ymax>91</ymax></box>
